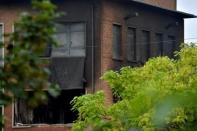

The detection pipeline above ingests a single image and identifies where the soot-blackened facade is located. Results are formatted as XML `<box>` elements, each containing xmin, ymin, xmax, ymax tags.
<box><xmin>0</xmin><ymin>0</ymin><xmax>195</xmax><ymax>130</ymax></box>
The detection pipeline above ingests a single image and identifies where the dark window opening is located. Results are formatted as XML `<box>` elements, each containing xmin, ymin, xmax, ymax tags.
<box><xmin>155</xmin><ymin>33</ymin><xmax>163</xmax><ymax>56</ymax></box>
<box><xmin>112</xmin><ymin>24</ymin><xmax>121</xmax><ymax>60</ymax></box>
<box><xmin>167</xmin><ymin>36</ymin><xmax>176</xmax><ymax>58</ymax></box>
<box><xmin>141</xmin><ymin>30</ymin><xmax>150</xmax><ymax>62</ymax></box>
<box><xmin>14</xmin><ymin>89</ymin><xmax>85</xmax><ymax>126</ymax></box>
<box><xmin>127</xmin><ymin>27</ymin><xmax>136</xmax><ymax>61</ymax></box>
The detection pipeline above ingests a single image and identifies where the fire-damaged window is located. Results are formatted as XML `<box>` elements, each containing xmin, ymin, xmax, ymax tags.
<box><xmin>14</xmin><ymin>89</ymin><xmax>85</xmax><ymax>125</ymax></box>
<box><xmin>14</xmin><ymin>22</ymin><xmax>86</xmax><ymax>126</ymax></box>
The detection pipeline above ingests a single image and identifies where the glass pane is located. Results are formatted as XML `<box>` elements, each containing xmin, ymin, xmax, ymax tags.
<box><xmin>52</xmin><ymin>24</ymin><xmax>69</xmax><ymax>57</ymax></box>
<box><xmin>70</xmin><ymin>31</ymin><xmax>85</xmax><ymax>48</ymax></box>
<box><xmin>70</xmin><ymin>49</ymin><xmax>85</xmax><ymax>57</ymax></box>
<box><xmin>70</xmin><ymin>24</ymin><xmax>85</xmax><ymax>57</ymax></box>
<box><xmin>52</xmin><ymin>23</ymin><xmax>86</xmax><ymax>57</ymax></box>
<box><xmin>70</xmin><ymin>23</ymin><xmax>85</xmax><ymax>32</ymax></box>
<box><xmin>55</xmin><ymin>23</ymin><xmax>68</xmax><ymax>34</ymax></box>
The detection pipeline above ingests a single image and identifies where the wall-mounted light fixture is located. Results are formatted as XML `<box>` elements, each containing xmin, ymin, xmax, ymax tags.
<box><xmin>165</xmin><ymin>22</ymin><xmax>179</xmax><ymax>29</ymax></box>
<box><xmin>124</xmin><ymin>12</ymin><xmax>139</xmax><ymax>20</ymax></box>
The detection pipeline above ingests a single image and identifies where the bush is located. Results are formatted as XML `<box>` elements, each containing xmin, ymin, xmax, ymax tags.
<box><xmin>71</xmin><ymin>44</ymin><xmax>197</xmax><ymax>131</ymax></box>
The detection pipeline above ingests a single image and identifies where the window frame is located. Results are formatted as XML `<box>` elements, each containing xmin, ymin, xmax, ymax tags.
<box><xmin>127</xmin><ymin>27</ymin><xmax>137</xmax><ymax>62</ymax></box>
<box><xmin>141</xmin><ymin>30</ymin><xmax>151</xmax><ymax>62</ymax></box>
<box><xmin>167</xmin><ymin>35</ymin><xmax>176</xmax><ymax>57</ymax></box>
<box><xmin>155</xmin><ymin>33</ymin><xmax>164</xmax><ymax>56</ymax></box>
<box><xmin>40</xmin><ymin>21</ymin><xmax>87</xmax><ymax>59</ymax></box>
<box><xmin>112</xmin><ymin>24</ymin><xmax>122</xmax><ymax>60</ymax></box>
<box><xmin>41</xmin><ymin>22</ymin><xmax>87</xmax><ymax>58</ymax></box>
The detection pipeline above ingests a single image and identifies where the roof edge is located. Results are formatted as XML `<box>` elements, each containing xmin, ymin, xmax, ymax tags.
<box><xmin>124</xmin><ymin>0</ymin><xmax>196</xmax><ymax>18</ymax></box>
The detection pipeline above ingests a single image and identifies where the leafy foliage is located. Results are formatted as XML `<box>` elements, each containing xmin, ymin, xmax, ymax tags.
<box><xmin>72</xmin><ymin>44</ymin><xmax>197</xmax><ymax>131</ymax></box>
<box><xmin>0</xmin><ymin>0</ymin><xmax>60</xmax><ymax>127</ymax></box>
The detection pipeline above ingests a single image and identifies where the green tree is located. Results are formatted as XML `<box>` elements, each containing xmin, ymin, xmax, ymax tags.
<box><xmin>71</xmin><ymin>44</ymin><xmax>197</xmax><ymax>131</ymax></box>
<box><xmin>0</xmin><ymin>0</ymin><xmax>60</xmax><ymax>127</ymax></box>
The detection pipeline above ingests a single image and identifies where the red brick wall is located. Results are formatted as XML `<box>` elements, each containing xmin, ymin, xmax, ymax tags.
<box><xmin>100</xmin><ymin>0</ymin><xmax>127</xmax><ymax>105</ymax></box>
<box><xmin>141</xmin><ymin>0</ymin><xmax>176</xmax><ymax>10</ymax></box>
<box><xmin>99</xmin><ymin>0</ymin><xmax>182</xmax><ymax>105</ymax></box>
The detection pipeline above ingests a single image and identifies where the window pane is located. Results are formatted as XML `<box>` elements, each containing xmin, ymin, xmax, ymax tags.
<box><xmin>70</xmin><ymin>32</ymin><xmax>85</xmax><ymax>48</ymax></box>
<box><xmin>127</xmin><ymin>28</ymin><xmax>136</xmax><ymax>61</ymax></box>
<box><xmin>52</xmin><ymin>23</ymin><xmax>69</xmax><ymax>57</ymax></box>
<box><xmin>70</xmin><ymin>31</ymin><xmax>85</xmax><ymax>57</ymax></box>
<box><xmin>154</xmin><ymin>33</ymin><xmax>163</xmax><ymax>56</ymax></box>
<box><xmin>70</xmin><ymin>23</ymin><xmax>85</xmax><ymax>32</ymax></box>
<box><xmin>52</xmin><ymin>23</ymin><xmax>86</xmax><ymax>57</ymax></box>
<box><xmin>112</xmin><ymin>25</ymin><xmax>121</xmax><ymax>59</ymax></box>
<box><xmin>141</xmin><ymin>31</ymin><xmax>150</xmax><ymax>62</ymax></box>
<box><xmin>52</xmin><ymin>33</ymin><xmax>69</xmax><ymax>57</ymax></box>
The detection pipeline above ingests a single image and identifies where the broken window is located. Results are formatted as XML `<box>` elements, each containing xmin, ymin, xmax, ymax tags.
<box><xmin>14</xmin><ymin>22</ymin><xmax>86</xmax><ymax>126</ymax></box>
<box><xmin>112</xmin><ymin>24</ymin><xmax>122</xmax><ymax>60</ymax></box>
<box><xmin>127</xmin><ymin>27</ymin><xmax>136</xmax><ymax>61</ymax></box>
<box><xmin>14</xmin><ymin>89</ymin><xmax>85</xmax><ymax>125</ymax></box>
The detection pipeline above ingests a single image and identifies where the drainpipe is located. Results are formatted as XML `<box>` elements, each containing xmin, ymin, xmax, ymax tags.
<box><xmin>91</xmin><ymin>2</ymin><xmax>95</xmax><ymax>93</ymax></box>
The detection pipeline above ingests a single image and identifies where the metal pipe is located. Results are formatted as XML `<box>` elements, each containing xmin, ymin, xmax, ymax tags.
<box><xmin>91</xmin><ymin>2</ymin><xmax>95</xmax><ymax>93</ymax></box>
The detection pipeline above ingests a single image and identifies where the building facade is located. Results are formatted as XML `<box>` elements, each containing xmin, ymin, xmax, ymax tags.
<box><xmin>0</xmin><ymin>0</ymin><xmax>195</xmax><ymax>131</ymax></box>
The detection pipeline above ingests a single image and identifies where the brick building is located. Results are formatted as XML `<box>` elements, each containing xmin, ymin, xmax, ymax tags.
<box><xmin>0</xmin><ymin>0</ymin><xmax>195</xmax><ymax>131</ymax></box>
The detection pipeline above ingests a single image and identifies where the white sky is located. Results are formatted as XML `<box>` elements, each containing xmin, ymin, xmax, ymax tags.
<box><xmin>177</xmin><ymin>0</ymin><xmax>197</xmax><ymax>43</ymax></box>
